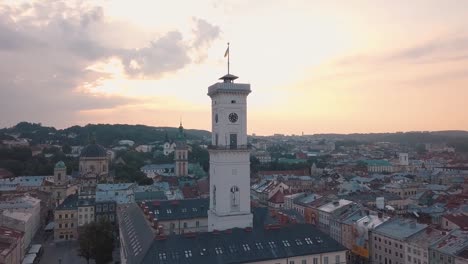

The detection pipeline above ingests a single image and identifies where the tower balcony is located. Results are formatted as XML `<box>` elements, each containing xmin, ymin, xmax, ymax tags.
<box><xmin>207</xmin><ymin>144</ymin><xmax>252</xmax><ymax>151</ymax></box>
<box><xmin>207</xmin><ymin>82</ymin><xmax>251</xmax><ymax>97</ymax></box>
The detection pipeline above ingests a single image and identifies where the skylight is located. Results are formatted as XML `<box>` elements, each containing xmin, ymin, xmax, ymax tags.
<box><xmin>158</xmin><ymin>252</ymin><xmax>167</xmax><ymax>260</ymax></box>
<box><xmin>255</xmin><ymin>242</ymin><xmax>263</xmax><ymax>250</ymax></box>
<box><xmin>200</xmin><ymin>248</ymin><xmax>207</xmax><ymax>256</ymax></box>
<box><xmin>167</xmin><ymin>209</ymin><xmax>172</xmax><ymax>214</ymax></box>
<box><xmin>268</xmin><ymin>241</ymin><xmax>277</xmax><ymax>249</ymax></box>
<box><xmin>243</xmin><ymin>244</ymin><xmax>251</xmax><ymax>251</ymax></box>
<box><xmin>305</xmin><ymin>238</ymin><xmax>313</xmax><ymax>245</ymax></box>
<box><xmin>192</xmin><ymin>208</ymin><xmax>198</xmax><ymax>212</ymax></box>
<box><xmin>184</xmin><ymin>250</ymin><xmax>192</xmax><ymax>258</ymax></box>
<box><xmin>282</xmin><ymin>240</ymin><xmax>291</xmax><ymax>247</ymax></box>
<box><xmin>215</xmin><ymin>247</ymin><xmax>223</xmax><ymax>255</ymax></box>
<box><xmin>181</xmin><ymin>208</ymin><xmax>187</xmax><ymax>213</ymax></box>
<box><xmin>295</xmin><ymin>239</ymin><xmax>303</xmax><ymax>245</ymax></box>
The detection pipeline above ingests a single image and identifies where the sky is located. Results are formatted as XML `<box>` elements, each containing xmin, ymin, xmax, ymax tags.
<box><xmin>1</xmin><ymin>0</ymin><xmax>468</xmax><ymax>135</ymax></box>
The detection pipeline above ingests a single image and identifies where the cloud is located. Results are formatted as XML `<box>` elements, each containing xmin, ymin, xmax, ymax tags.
<box><xmin>335</xmin><ymin>32</ymin><xmax>468</xmax><ymax>67</ymax></box>
<box><xmin>0</xmin><ymin>1</ymin><xmax>220</xmax><ymax>127</ymax></box>
<box><xmin>192</xmin><ymin>17</ymin><xmax>221</xmax><ymax>49</ymax></box>
<box><xmin>121</xmin><ymin>31</ymin><xmax>191</xmax><ymax>78</ymax></box>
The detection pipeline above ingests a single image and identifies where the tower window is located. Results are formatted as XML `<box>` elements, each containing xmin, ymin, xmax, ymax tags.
<box><xmin>230</xmin><ymin>186</ymin><xmax>240</xmax><ymax>211</ymax></box>
<box><xmin>57</xmin><ymin>173</ymin><xmax>61</xmax><ymax>181</ymax></box>
<box><xmin>231</xmin><ymin>100</ymin><xmax>236</xmax><ymax>104</ymax></box>
<box><xmin>213</xmin><ymin>185</ymin><xmax>216</xmax><ymax>208</ymax></box>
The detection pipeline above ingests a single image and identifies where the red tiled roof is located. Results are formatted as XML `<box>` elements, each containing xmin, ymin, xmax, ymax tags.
<box><xmin>443</xmin><ymin>214</ymin><xmax>468</xmax><ymax>229</ymax></box>
<box><xmin>0</xmin><ymin>168</ymin><xmax>13</xmax><ymax>179</ymax></box>
<box><xmin>268</xmin><ymin>191</ymin><xmax>285</xmax><ymax>204</ymax></box>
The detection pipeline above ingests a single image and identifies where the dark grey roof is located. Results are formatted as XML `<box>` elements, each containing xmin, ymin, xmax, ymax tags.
<box><xmin>141</xmin><ymin>224</ymin><xmax>347</xmax><ymax>264</ymax></box>
<box><xmin>56</xmin><ymin>194</ymin><xmax>78</xmax><ymax>210</ymax></box>
<box><xmin>142</xmin><ymin>198</ymin><xmax>209</xmax><ymax>221</ymax></box>
<box><xmin>80</xmin><ymin>143</ymin><xmax>107</xmax><ymax>158</ymax></box>
<box><xmin>118</xmin><ymin>203</ymin><xmax>155</xmax><ymax>264</ymax></box>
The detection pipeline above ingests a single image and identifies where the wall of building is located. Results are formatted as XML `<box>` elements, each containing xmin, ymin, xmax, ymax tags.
<box><xmin>54</xmin><ymin>209</ymin><xmax>78</xmax><ymax>240</ymax></box>
<box><xmin>158</xmin><ymin>217</ymin><xmax>208</xmax><ymax>235</ymax></box>
<box><xmin>245</xmin><ymin>251</ymin><xmax>347</xmax><ymax>264</ymax></box>
<box><xmin>370</xmin><ymin>232</ymin><xmax>406</xmax><ymax>264</ymax></box>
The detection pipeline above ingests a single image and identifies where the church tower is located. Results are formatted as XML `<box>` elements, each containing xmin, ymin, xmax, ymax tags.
<box><xmin>174</xmin><ymin>122</ymin><xmax>189</xmax><ymax>177</ymax></box>
<box><xmin>52</xmin><ymin>161</ymin><xmax>68</xmax><ymax>206</ymax></box>
<box><xmin>207</xmin><ymin>72</ymin><xmax>253</xmax><ymax>231</ymax></box>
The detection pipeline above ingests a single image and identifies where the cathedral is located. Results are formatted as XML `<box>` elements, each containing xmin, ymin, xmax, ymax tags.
<box><xmin>78</xmin><ymin>138</ymin><xmax>111</xmax><ymax>197</ymax></box>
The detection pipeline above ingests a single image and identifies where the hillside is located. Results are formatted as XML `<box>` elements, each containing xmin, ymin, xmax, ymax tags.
<box><xmin>0</xmin><ymin>122</ymin><xmax>211</xmax><ymax>147</ymax></box>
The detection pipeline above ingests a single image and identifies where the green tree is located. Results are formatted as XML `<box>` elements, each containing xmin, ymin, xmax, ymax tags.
<box><xmin>78</xmin><ymin>220</ymin><xmax>115</xmax><ymax>264</ymax></box>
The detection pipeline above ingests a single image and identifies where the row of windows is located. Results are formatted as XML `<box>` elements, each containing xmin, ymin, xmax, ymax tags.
<box><xmin>285</xmin><ymin>255</ymin><xmax>341</xmax><ymax>264</ymax></box>
<box><xmin>374</xmin><ymin>236</ymin><xmax>403</xmax><ymax>249</ymax></box>
<box><xmin>78</xmin><ymin>213</ymin><xmax>94</xmax><ymax>219</ymax></box>
<box><xmin>169</xmin><ymin>221</ymin><xmax>201</xmax><ymax>229</ymax></box>
<box><xmin>78</xmin><ymin>207</ymin><xmax>94</xmax><ymax>212</ymax></box>
<box><xmin>58</xmin><ymin>223</ymin><xmax>74</xmax><ymax>228</ymax></box>
<box><xmin>95</xmin><ymin>204</ymin><xmax>115</xmax><ymax>212</ymax></box>
<box><xmin>58</xmin><ymin>213</ymin><xmax>74</xmax><ymax>219</ymax></box>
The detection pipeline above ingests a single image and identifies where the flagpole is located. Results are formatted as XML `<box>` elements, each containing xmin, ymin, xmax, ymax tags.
<box><xmin>227</xmin><ymin>42</ymin><xmax>230</xmax><ymax>74</ymax></box>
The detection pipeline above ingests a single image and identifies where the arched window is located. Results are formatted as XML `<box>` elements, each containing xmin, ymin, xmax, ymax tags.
<box><xmin>213</xmin><ymin>185</ymin><xmax>216</xmax><ymax>208</ymax></box>
<box><xmin>230</xmin><ymin>186</ymin><xmax>240</xmax><ymax>211</ymax></box>
<box><xmin>57</xmin><ymin>173</ymin><xmax>61</xmax><ymax>181</ymax></box>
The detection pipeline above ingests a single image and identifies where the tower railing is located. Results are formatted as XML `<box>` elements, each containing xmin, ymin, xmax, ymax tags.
<box><xmin>207</xmin><ymin>144</ymin><xmax>251</xmax><ymax>150</ymax></box>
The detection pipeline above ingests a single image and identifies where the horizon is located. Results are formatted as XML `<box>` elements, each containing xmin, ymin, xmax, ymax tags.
<box><xmin>3</xmin><ymin>121</ymin><xmax>468</xmax><ymax>137</ymax></box>
<box><xmin>1</xmin><ymin>1</ymin><xmax>468</xmax><ymax>134</ymax></box>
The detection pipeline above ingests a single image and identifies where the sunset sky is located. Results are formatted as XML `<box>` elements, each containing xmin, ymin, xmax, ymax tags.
<box><xmin>1</xmin><ymin>0</ymin><xmax>468</xmax><ymax>135</ymax></box>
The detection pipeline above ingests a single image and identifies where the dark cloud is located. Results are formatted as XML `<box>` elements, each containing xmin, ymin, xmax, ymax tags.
<box><xmin>0</xmin><ymin>1</ymin><xmax>220</xmax><ymax>127</ymax></box>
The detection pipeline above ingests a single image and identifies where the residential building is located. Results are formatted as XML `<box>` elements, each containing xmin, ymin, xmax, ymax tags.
<box><xmin>370</xmin><ymin>219</ymin><xmax>428</xmax><ymax>264</ymax></box>
<box><xmin>406</xmin><ymin>228</ymin><xmax>446</xmax><ymax>264</ymax></box>
<box><xmin>363</xmin><ymin>160</ymin><xmax>394</xmax><ymax>173</ymax></box>
<box><xmin>77</xmin><ymin>198</ymin><xmax>95</xmax><ymax>227</ymax></box>
<box><xmin>54</xmin><ymin>195</ymin><xmax>78</xmax><ymax>241</ymax></box>
<box><xmin>0</xmin><ymin>226</ymin><xmax>24</xmax><ymax>264</ymax></box>
<box><xmin>0</xmin><ymin>196</ymin><xmax>40</xmax><ymax>249</ymax></box>
<box><xmin>95</xmin><ymin>200</ymin><xmax>117</xmax><ymax>224</ymax></box>
<box><xmin>96</xmin><ymin>183</ymin><xmax>136</xmax><ymax>204</ymax></box>
<box><xmin>441</xmin><ymin>214</ymin><xmax>468</xmax><ymax>231</ymax></box>
<box><xmin>317</xmin><ymin>199</ymin><xmax>354</xmax><ymax>234</ymax></box>
<box><xmin>141</xmin><ymin>198</ymin><xmax>208</xmax><ymax>235</ymax></box>
<box><xmin>429</xmin><ymin>229</ymin><xmax>468</xmax><ymax>264</ymax></box>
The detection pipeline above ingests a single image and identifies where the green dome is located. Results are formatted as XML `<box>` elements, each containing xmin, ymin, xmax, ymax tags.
<box><xmin>55</xmin><ymin>161</ymin><xmax>66</xmax><ymax>169</ymax></box>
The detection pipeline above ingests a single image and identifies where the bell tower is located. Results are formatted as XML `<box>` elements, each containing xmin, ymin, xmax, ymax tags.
<box><xmin>207</xmin><ymin>72</ymin><xmax>253</xmax><ymax>231</ymax></box>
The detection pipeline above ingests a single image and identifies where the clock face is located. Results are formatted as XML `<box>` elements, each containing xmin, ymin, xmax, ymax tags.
<box><xmin>229</xmin><ymin>113</ymin><xmax>238</xmax><ymax>123</ymax></box>
<box><xmin>215</xmin><ymin>113</ymin><xmax>218</xmax><ymax>123</ymax></box>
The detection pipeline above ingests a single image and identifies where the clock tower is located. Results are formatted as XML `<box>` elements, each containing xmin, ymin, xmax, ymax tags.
<box><xmin>207</xmin><ymin>73</ymin><xmax>253</xmax><ymax>231</ymax></box>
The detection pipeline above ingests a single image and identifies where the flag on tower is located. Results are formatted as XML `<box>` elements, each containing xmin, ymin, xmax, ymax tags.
<box><xmin>224</xmin><ymin>45</ymin><xmax>229</xmax><ymax>58</ymax></box>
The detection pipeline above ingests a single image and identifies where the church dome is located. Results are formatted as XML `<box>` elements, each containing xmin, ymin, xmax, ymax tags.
<box><xmin>55</xmin><ymin>161</ymin><xmax>66</xmax><ymax>169</ymax></box>
<box><xmin>80</xmin><ymin>143</ymin><xmax>107</xmax><ymax>158</ymax></box>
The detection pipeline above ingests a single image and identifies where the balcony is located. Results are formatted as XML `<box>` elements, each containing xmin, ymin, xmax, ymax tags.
<box><xmin>208</xmin><ymin>144</ymin><xmax>251</xmax><ymax>151</ymax></box>
<box><xmin>207</xmin><ymin>82</ymin><xmax>251</xmax><ymax>96</ymax></box>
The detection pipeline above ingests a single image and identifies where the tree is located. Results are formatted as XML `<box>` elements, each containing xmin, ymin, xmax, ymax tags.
<box><xmin>78</xmin><ymin>220</ymin><xmax>115</xmax><ymax>264</ymax></box>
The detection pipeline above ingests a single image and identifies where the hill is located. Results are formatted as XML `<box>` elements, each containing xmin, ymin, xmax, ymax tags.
<box><xmin>0</xmin><ymin>122</ymin><xmax>211</xmax><ymax>147</ymax></box>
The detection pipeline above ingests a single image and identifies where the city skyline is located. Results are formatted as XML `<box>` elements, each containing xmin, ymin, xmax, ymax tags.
<box><xmin>1</xmin><ymin>1</ymin><xmax>468</xmax><ymax>135</ymax></box>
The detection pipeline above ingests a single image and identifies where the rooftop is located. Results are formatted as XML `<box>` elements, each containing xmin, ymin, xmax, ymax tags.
<box><xmin>80</xmin><ymin>143</ymin><xmax>107</xmax><ymax>158</ymax></box>
<box><xmin>56</xmin><ymin>194</ymin><xmax>78</xmax><ymax>210</ymax></box>
<box><xmin>141</xmin><ymin>224</ymin><xmax>346</xmax><ymax>264</ymax></box>
<box><xmin>373</xmin><ymin>219</ymin><xmax>427</xmax><ymax>241</ymax></box>
<box><xmin>318</xmin><ymin>199</ymin><xmax>353</xmax><ymax>213</ymax></box>
<box><xmin>141</xmin><ymin>198</ymin><xmax>209</xmax><ymax>221</ymax></box>
<box><xmin>430</xmin><ymin>229</ymin><xmax>468</xmax><ymax>256</ymax></box>
<box><xmin>117</xmin><ymin>203</ymin><xmax>154</xmax><ymax>264</ymax></box>
<box><xmin>443</xmin><ymin>214</ymin><xmax>468</xmax><ymax>230</ymax></box>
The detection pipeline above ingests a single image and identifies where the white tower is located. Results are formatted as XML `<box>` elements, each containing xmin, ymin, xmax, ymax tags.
<box><xmin>207</xmin><ymin>72</ymin><xmax>253</xmax><ymax>231</ymax></box>
<box><xmin>399</xmin><ymin>153</ymin><xmax>409</xmax><ymax>166</ymax></box>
